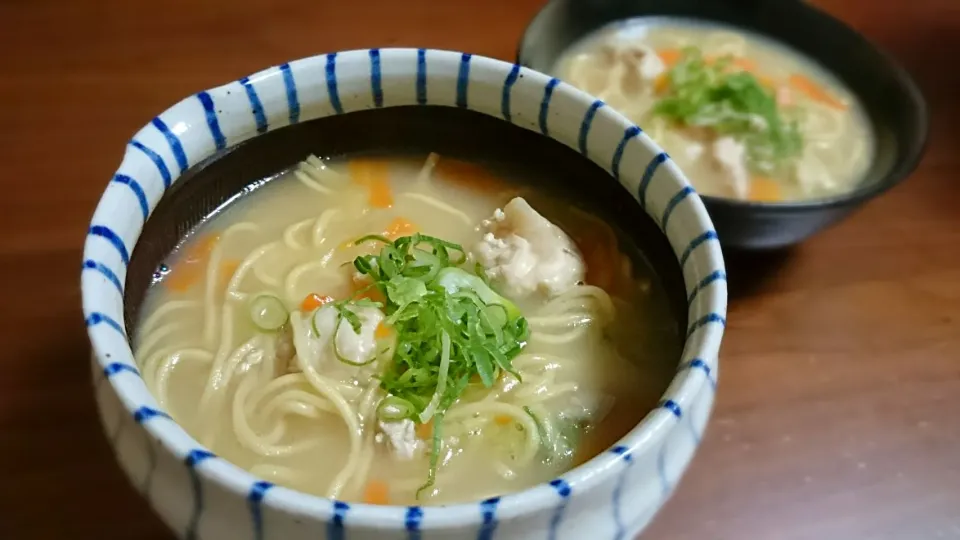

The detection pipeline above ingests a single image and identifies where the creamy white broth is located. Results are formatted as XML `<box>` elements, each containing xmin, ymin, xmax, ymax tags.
<box><xmin>134</xmin><ymin>154</ymin><xmax>679</xmax><ymax>505</ymax></box>
<box><xmin>557</xmin><ymin>19</ymin><xmax>875</xmax><ymax>202</ymax></box>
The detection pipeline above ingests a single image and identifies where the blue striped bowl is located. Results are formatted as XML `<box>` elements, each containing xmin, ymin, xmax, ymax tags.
<box><xmin>81</xmin><ymin>48</ymin><xmax>726</xmax><ymax>540</ymax></box>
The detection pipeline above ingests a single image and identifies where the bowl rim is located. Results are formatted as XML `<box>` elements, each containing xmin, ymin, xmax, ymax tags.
<box><xmin>81</xmin><ymin>47</ymin><xmax>727</xmax><ymax>529</ymax></box>
<box><xmin>516</xmin><ymin>1</ymin><xmax>931</xmax><ymax>213</ymax></box>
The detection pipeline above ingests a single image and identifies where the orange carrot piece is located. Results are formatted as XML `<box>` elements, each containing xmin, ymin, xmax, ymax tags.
<box><xmin>375</xmin><ymin>321</ymin><xmax>392</xmax><ymax>339</ymax></box>
<box><xmin>493</xmin><ymin>415</ymin><xmax>513</xmax><ymax>426</ymax></box>
<box><xmin>415</xmin><ymin>420</ymin><xmax>433</xmax><ymax>440</ymax></box>
<box><xmin>434</xmin><ymin>158</ymin><xmax>508</xmax><ymax>194</ymax></box>
<box><xmin>300</xmin><ymin>293</ymin><xmax>334</xmax><ymax>313</ymax></box>
<box><xmin>730</xmin><ymin>57</ymin><xmax>757</xmax><ymax>72</ymax></box>
<box><xmin>657</xmin><ymin>48</ymin><xmax>682</xmax><ymax>68</ymax></box>
<box><xmin>183</xmin><ymin>234</ymin><xmax>219</xmax><ymax>263</ymax></box>
<box><xmin>383</xmin><ymin>217</ymin><xmax>417</xmax><ymax>240</ymax></box>
<box><xmin>749</xmin><ymin>177</ymin><xmax>782</xmax><ymax>202</ymax></box>
<box><xmin>164</xmin><ymin>264</ymin><xmax>203</xmax><ymax>292</ymax></box>
<box><xmin>348</xmin><ymin>159</ymin><xmax>394</xmax><ymax>208</ymax></box>
<box><xmin>351</xmin><ymin>273</ymin><xmax>385</xmax><ymax>304</ymax></box>
<box><xmin>788</xmin><ymin>74</ymin><xmax>847</xmax><ymax>110</ymax></box>
<box><xmin>362</xmin><ymin>480</ymin><xmax>391</xmax><ymax>505</ymax></box>
<box><xmin>654</xmin><ymin>74</ymin><xmax>670</xmax><ymax>94</ymax></box>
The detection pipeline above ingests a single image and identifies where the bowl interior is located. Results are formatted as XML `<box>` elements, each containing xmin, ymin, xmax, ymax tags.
<box><xmin>125</xmin><ymin>104</ymin><xmax>689</xmax><ymax>368</ymax></box>
<box><xmin>518</xmin><ymin>0</ymin><xmax>928</xmax><ymax>210</ymax></box>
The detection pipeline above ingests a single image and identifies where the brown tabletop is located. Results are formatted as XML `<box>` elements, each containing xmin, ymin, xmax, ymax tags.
<box><xmin>1</xmin><ymin>1</ymin><xmax>957</xmax><ymax>539</ymax></box>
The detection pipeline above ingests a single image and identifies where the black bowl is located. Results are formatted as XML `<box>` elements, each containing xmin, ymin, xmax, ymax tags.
<box><xmin>517</xmin><ymin>0</ymin><xmax>929</xmax><ymax>249</ymax></box>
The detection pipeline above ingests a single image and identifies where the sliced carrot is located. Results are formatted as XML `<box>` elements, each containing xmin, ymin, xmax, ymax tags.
<box><xmin>749</xmin><ymin>176</ymin><xmax>782</xmax><ymax>202</ymax></box>
<box><xmin>656</xmin><ymin>48</ymin><xmax>682</xmax><ymax>69</ymax></box>
<box><xmin>415</xmin><ymin>420</ymin><xmax>433</xmax><ymax>440</ymax></box>
<box><xmin>788</xmin><ymin>74</ymin><xmax>847</xmax><ymax>110</ymax></box>
<box><xmin>164</xmin><ymin>264</ymin><xmax>203</xmax><ymax>292</ymax></box>
<box><xmin>434</xmin><ymin>158</ymin><xmax>508</xmax><ymax>194</ymax></box>
<box><xmin>164</xmin><ymin>234</ymin><xmax>222</xmax><ymax>292</ymax></box>
<box><xmin>351</xmin><ymin>273</ymin><xmax>385</xmax><ymax>303</ymax></box>
<box><xmin>348</xmin><ymin>158</ymin><xmax>394</xmax><ymax>208</ymax></box>
<box><xmin>218</xmin><ymin>259</ymin><xmax>241</xmax><ymax>289</ymax></box>
<box><xmin>493</xmin><ymin>415</ymin><xmax>513</xmax><ymax>426</ymax></box>
<box><xmin>362</xmin><ymin>480</ymin><xmax>391</xmax><ymax>505</ymax></box>
<box><xmin>654</xmin><ymin>74</ymin><xmax>670</xmax><ymax>94</ymax></box>
<box><xmin>183</xmin><ymin>234</ymin><xmax>220</xmax><ymax>263</ymax></box>
<box><xmin>301</xmin><ymin>293</ymin><xmax>334</xmax><ymax>313</ymax></box>
<box><xmin>383</xmin><ymin>217</ymin><xmax>417</xmax><ymax>240</ymax></box>
<box><xmin>730</xmin><ymin>57</ymin><xmax>757</xmax><ymax>73</ymax></box>
<box><xmin>375</xmin><ymin>321</ymin><xmax>392</xmax><ymax>339</ymax></box>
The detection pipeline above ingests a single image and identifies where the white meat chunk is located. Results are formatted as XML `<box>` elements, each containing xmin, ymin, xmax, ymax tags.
<box><xmin>711</xmin><ymin>136</ymin><xmax>750</xmax><ymax>200</ymax></box>
<box><xmin>289</xmin><ymin>305</ymin><xmax>384</xmax><ymax>374</ymax></box>
<box><xmin>618</xmin><ymin>45</ymin><xmax>666</xmax><ymax>95</ymax></box>
<box><xmin>377</xmin><ymin>419</ymin><xmax>420</xmax><ymax>460</ymax></box>
<box><xmin>473</xmin><ymin>197</ymin><xmax>585</xmax><ymax>298</ymax></box>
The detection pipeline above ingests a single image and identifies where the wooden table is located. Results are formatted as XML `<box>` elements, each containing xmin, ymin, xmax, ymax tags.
<box><xmin>1</xmin><ymin>1</ymin><xmax>957</xmax><ymax>538</ymax></box>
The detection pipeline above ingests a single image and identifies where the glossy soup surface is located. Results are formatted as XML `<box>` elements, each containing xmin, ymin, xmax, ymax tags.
<box><xmin>557</xmin><ymin>19</ymin><xmax>875</xmax><ymax>202</ymax></box>
<box><xmin>134</xmin><ymin>154</ymin><xmax>680</xmax><ymax>505</ymax></box>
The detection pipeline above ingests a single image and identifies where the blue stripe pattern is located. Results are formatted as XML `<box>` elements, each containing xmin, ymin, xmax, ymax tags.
<box><xmin>134</xmin><ymin>406</ymin><xmax>171</xmax><ymax>423</ymax></box>
<box><xmin>369</xmin><ymin>49</ymin><xmax>384</xmax><ymax>108</ymax></box>
<box><xmin>687</xmin><ymin>270</ymin><xmax>727</xmax><ymax>306</ymax></box>
<box><xmin>415</xmin><ymin>49</ymin><xmax>427</xmax><ymax>105</ymax></box>
<box><xmin>686</xmin><ymin>313</ymin><xmax>727</xmax><ymax>339</ymax></box>
<box><xmin>326</xmin><ymin>53</ymin><xmax>344</xmax><ymax>115</ymax></box>
<box><xmin>83</xmin><ymin>259</ymin><xmax>123</xmax><ymax>294</ymax></box>
<box><xmin>477</xmin><ymin>497</ymin><xmax>500</xmax><ymax>540</ymax></box>
<box><xmin>185</xmin><ymin>449</ymin><xmax>216</xmax><ymax>540</ymax></box>
<box><xmin>679</xmin><ymin>230</ymin><xmax>719</xmax><ymax>267</ymax></box>
<box><xmin>151</xmin><ymin>117</ymin><xmax>188</xmax><ymax>173</ymax></box>
<box><xmin>538</xmin><ymin>77</ymin><xmax>560</xmax><ymax>136</ymax></box>
<box><xmin>578</xmin><ymin>100</ymin><xmax>604</xmax><ymax>156</ymax></box>
<box><xmin>405</xmin><ymin>506</ymin><xmax>423</xmax><ymax>540</ymax></box>
<box><xmin>279</xmin><ymin>63</ymin><xmax>300</xmax><ymax>125</ymax></box>
<box><xmin>85</xmin><ymin>311</ymin><xmax>126</xmax><ymax>337</ymax></box>
<box><xmin>548</xmin><ymin>479</ymin><xmax>572</xmax><ymax>540</ymax></box>
<box><xmin>195</xmin><ymin>91</ymin><xmax>226</xmax><ymax>151</ymax></box>
<box><xmin>129</xmin><ymin>140</ymin><xmax>172</xmax><ymax>189</ymax></box>
<box><xmin>659</xmin><ymin>399</ymin><xmax>682</xmax><ymax>418</ymax></box>
<box><xmin>239</xmin><ymin>76</ymin><xmax>268</xmax><ymax>134</ymax></box>
<box><xmin>661</xmin><ymin>185</ymin><xmax>694</xmax><ymax>230</ymax></box>
<box><xmin>611</xmin><ymin>446</ymin><xmax>634</xmax><ymax>540</ymax></box>
<box><xmin>248</xmin><ymin>481</ymin><xmax>273</xmax><ymax>540</ymax></box>
<box><xmin>88</xmin><ymin>225</ymin><xmax>130</xmax><ymax>265</ymax></box>
<box><xmin>501</xmin><ymin>64</ymin><xmax>521</xmax><ymax>122</ymax></box>
<box><xmin>612</xmin><ymin>126</ymin><xmax>642</xmax><ymax>181</ymax></box>
<box><xmin>456</xmin><ymin>53</ymin><xmax>472</xmax><ymax>109</ymax></box>
<box><xmin>679</xmin><ymin>358</ymin><xmax>717</xmax><ymax>388</ymax></box>
<box><xmin>197</xmin><ymin>91</ymin><xmax>227</xmax><ymax>150</ymax></box>
<box><xmin>111</xmin><ymin>174</ymin><xmax>149</xmax><ymax>221</ymax></box>
<box><xmin>328</xmin><ymin>500</ymin><xmax>349</xmax><ymax>540</ymax></box>
<box><xmin>104</xmin><ymin>362</ymin><xmax>139</xmax><ymax>377</ymax></box>
<box><xmin>638</xmin><ymin>152</ymin><xmax>669</xmax><ymax>210</ymax></box>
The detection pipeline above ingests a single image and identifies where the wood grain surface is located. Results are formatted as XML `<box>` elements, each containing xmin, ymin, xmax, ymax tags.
<box><xmin>0</xmin><ymin>1</ymin><xmax>957</xmax><ymax>539</ymax></box>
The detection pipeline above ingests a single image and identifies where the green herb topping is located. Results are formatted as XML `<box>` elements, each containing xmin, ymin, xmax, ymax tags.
<box><xmin>349</xmin><ymin>233</ymin><xmax>530</xmax><ymax>496</ymax></box>
<box><xmin>653</xmin><ymin>47</ymin><xmax>804</xmax><ymax>175</ymax></box>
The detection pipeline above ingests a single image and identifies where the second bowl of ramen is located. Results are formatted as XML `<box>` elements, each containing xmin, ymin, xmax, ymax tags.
<box><xmin>83</xmin><ymin>49</ymin><xmax>726</xmax><ymax>539</ymax></box>
<box><xmin>519</xmin><ymin>0</ymin><xmax>928</xmax><ymax>248</ymax></box>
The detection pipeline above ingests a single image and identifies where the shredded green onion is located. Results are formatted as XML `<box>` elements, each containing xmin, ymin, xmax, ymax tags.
<box><xmin>340</xmin><ymin>233</ymin><xmax>530</xmax><ymax>497</ymax></box>
<box><xmin>249</xmin><ymin>294</ymin><xmax>288</xmax><ymax>331</ymax></box>
<box><xmin>653</xmin><ymin>47</ymin><xmax>803</xmax><ymax>175</ymax></box>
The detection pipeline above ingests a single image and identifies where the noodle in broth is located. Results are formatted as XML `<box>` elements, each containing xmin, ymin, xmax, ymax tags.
<box><xmin>134</xmin><ymin>153</ymin><xmax>679</xmax><ymax>505</ymax></box>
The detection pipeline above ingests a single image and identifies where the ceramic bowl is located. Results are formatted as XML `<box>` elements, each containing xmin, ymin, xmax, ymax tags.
<box><xmin>518</xmin><ymin>0</ymin><xmax>929</xmax><ymax>249</ymax></box>
<box><xmin>81</xmin><ymin>48</ymin><xmax>727</xmax><ymax>539</ymax></box>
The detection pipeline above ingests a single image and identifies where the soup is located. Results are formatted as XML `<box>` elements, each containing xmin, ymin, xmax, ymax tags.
<box><xmin>134</xmin><ymin>153</ymin><xmax>679</xmax><ymax>505</ymax></box>
<box><xmin>557</xmin><ymin>20</ymin><xmax>874</xmax><ymax>202</ymax></box>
